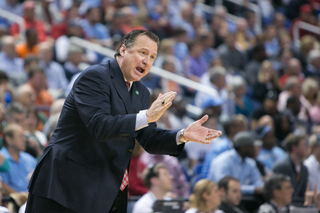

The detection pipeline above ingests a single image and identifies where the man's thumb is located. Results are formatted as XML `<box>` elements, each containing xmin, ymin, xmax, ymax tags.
<box><xmin>198</xmin><ymin>115</ymin><xmax>209</xmax><ymax>124</ymax></box>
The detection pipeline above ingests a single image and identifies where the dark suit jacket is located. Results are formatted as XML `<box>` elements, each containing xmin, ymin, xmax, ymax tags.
<box><xmin>219</xmin><ymin>202</ymin><xmax>249</xmax><ymax>213</ymax></box>
<box><xmin>273</xmin><ymin>155</ymin><xmax>308</xmax><ymax>205</ymax></box>
<box><xmin>28</xmin><ymin>59</ymin><xmax>184</xmax><ymax>212</ymax></box>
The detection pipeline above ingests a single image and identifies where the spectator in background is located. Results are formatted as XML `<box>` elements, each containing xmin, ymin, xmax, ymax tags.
<box><xmin>234</xmin><ymin>18</ymin><xmax>251</xmax><ymax>52</ymax></box>
<box><xmin>200</xmin><ymin>31</ymin><xmax>218</xmax><ymax>65</ymax></box>
<box><xmin>251</xmin><ymin>90</ymin><xmax>280</xmax><ymax>130</ymax></box>
<box><xmin>258</xmin><ymin>174</ymin><xmax>293</xmax><ymax>213</ymax></box>
<box><xmin>255</xmin><ymin>125</ymin><xmax>286</xmax><ymax>171</ymax></box>
<box><xmin>202</xmin><ymin>115</ymin><xmax>247</xmax><ymax>178</ymax></box>
<box><xmin>218</xmin><ymin>176</ymin><xmax>249</xmax><ymax>213</ymax></box>
<box><xmin>171</xmin><ymin>2</ymin><xmax>195</xmax><ymax>39</ymax></box>
<box><xmin>184</xmin><ymin>40</ymin><xmax>208</xmax><ymax>82</ymax></box>
<box><xmin>132</xmin><ymin>163</ymin><xmax>173</xmax><ymax>213</ymax></box>
<box><xmin>128</xmin><ymin>141</ymin><xmax>147</xmax><ymax>196</ymax></box>
<box><xmin>15</xmin><ymin>84</ymin><xmax>36</xmax><ymax>111</ymax></box>
<box><xmin>154</xmin><ymin>38</ymin><xmax>183</xmax><ymax>75</ymax></box>
<box><xmin>140</xmin><ymin>151</ymin><xmax>190</xmax><ymax>198</ymax></box>
<box><xmin>217</xmin><ymin>33</ymin><xmax>247</xmax><ymax>73</ymax></box>
<box><xmin>5</xmin><ymin>103</ymin><xmax>42</xmax><ymax>159</ymax></box>
<box><xmin>300</xmin><ymin>78</ymin><xmax>318</xmax><ymax>121</ymax></box>
<box><xmin>273</xmin><ymin>133</ymin><xmax>308</xmax><ymax>204</ymax></box>
<box><xmin>253</xmin><ymin>60</ymin><xmax>280</xmax><ymax>104</ymax></box>
<box><xmin>0</xmin><ymin>124</ymin><xmax>36</xmax><ymax>195</ymax></box>
<box><xmin>264</xmin><ymin>25</ymin><xmax>279</xmax><ymax>58</ymax></box>
<box><xmin>5</xmin><ymin>102</ymin><xmax>27</xmax><ymax>130</ymax></box>
<box><xmin>64</xmin><ymin>45</ymin><xmax>84</xmax><ymax>82</ymax></box>
<box><xmin>34</xmin><ymin>0</ymin><xmax>63</xmax><ymax>35</ymax></box>
<box><xmin>38</xmin><ymin>42</ymin><xmax>68</xmax><ymax>94</ymax></box>
<box><xmin>296</xmin><ymin>35</ymin><xmax>316</xmax><ymax>70</ymax></box>
<box><xmin>25</xmin><ymin>66</ymin><xmax>53</xmax><ymax>113</ymax></box>
<box><xmin>304</xmin><ymin>134</ymin><xmax>320</xmax><ymax>191</ymax></box>
<box><xmin>278</xmin><ymin>58</ymin><xmax>304</xmax><ymax>90</ymax></box>
<box><xmin>195</xmin><ymin>66</ymin><xmax>227</xmax><ymax>110</ymax></box>
<box><xmin>305</xmin><ymin>49</ymin><xmax>320</xmax><ymax>78</ymax></box>
<box><xmin>186</xmin><ymin>179</ymin><xmax>223</xmax><ymax>213</ymax></box>
<box><xmin>81</xmin><ymin>7</ymin><xmax>112</xmax><ymax>47</ymax></box>
<box><xmin>10</xmin><ymin>0</ymin><xmax>46</xmax><ymax>42</ymax></box>
<box><xmin>232</xmin><ymin>76</ymin><xmax>254</xmax><ymax>117</ymax></box>
<box><xmin>172</xmin><ymin>28</ymin><xmax>189</xmax><ymax>64</ymax></box>
<box><xmin>0</xmin><ymin>36</ymin><xmax>25</xmax><ymax>77</ymax></box>
<box><xmin>244</xmin><ymin>43</ymin><xmax>268</xmax><ymax>86</ymax></box>
<box><xmin>277</xmin><ymin>76</ymin><xmax>301</xmax><ymax>112</ymax></box>
<box><xmin>208</xmin><ymin>131</ymin><xmax>264</xmax><ymax>195</ymax></box>
<box><xmin>24</xmin><ymin>108</ymin><xmax>47</xmax><ymax>148</ymax></box>
<box><xmin>15</xmin><ymin>28</ymin><xmax>38</xmax><ymax>59</ymax></box>
<box><xmin>283</xmin><ymin>96</ymin><xmax>307</xmax><ymax>133</ymax></box>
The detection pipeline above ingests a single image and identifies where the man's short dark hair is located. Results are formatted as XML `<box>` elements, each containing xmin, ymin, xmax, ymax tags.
<box><xmin>218</xmin><ymin>176</ymin><xmax>239</xmax><ymax>191</ymax></box>
<box><xmin>142</xmin><ymin>163</ymin><xmax>166</xmax><ymax>189</ymax></box>
<box><xmin>6</xmin><ymin>102</ymin><xmax>25</xmax><ymax>119</ymax></box>
<box><xmin>2</xmin><ymin>124</ymin><xmax>16</xmax><ymax>148</ymax></box>
<box><xmin>285</xmin><ymin>133</ymin><xmax>306</xmax><ymax>152</ymax></box>
<box><xmin>28</xmin><ymin>66</ymin><xmax>44</xmax><ymax>79</ymax></box>
<box><xmin>114</xmin><ymin>30</ymin><xmax>160</xmax><ymax>58</ymax></box>
<box><xmin>264</xmin><ymin>174</ymin><xmax>291</xmax><ymax>201</ymax></box>
<box><xmin>286</xmin><ymin>96</ymin><xmax>300</xmax><ymax>107</ymax></box>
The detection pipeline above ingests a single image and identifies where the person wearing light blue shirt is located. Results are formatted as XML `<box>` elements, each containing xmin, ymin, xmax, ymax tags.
<box><xmin>38</xmin><ymin>42</ymin><xmax>68</xmax><ymax>92</ymax></box>
<box><xmin>208</xmin><ymin>131</ymin><xmax>264</xmax><ymax>195</ymax></box>
<box><xmin>0</xmin><ymin>124</ymin><xmax>36</xmax><ymax>193</ymax></box>
<box><xmin>255</xmin><ymin>125</ymin><xmax>286</xmax><ymax>171</ymax></box>
<box><xmin>81</xmin><ymin>7</ymin><xmax>112</xmax><ymax>47</ymax></box>
<box><xmin>202</xmin><ymin>117</ymin><xmax>247</xmax><ymax>178</ymax></box>
<box><xmin>0</xmin><ymin>36</ymin><xmax>25</xmax><ymax>77</ymax></box>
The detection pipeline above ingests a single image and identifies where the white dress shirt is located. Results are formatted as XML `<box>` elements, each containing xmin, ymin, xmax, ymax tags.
<box><xmin>304</xmin><ymin>154</ymin><xmax>320</xmax><ymax>191</ymax></box>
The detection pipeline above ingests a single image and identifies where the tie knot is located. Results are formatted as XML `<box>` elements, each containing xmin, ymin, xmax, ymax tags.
<box><xmin>125</xmin><ymin>82</ymin><xmax>130</xmax><ymax>89</ymax></box>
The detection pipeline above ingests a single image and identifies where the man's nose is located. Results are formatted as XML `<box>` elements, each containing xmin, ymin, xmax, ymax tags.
<box><xmin>142</xmin><ymin>56</ymin><xmax>150</xmax><ymax>64</ymax></box>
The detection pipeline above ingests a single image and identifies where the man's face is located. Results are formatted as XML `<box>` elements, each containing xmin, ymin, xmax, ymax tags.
<box><xmin>274</xmin><ymin>181</ymin><xmax>293</xmax><ymax>206</ymax></box>
<box><xmin>263</xmin><ymin>131</ymin><xmax>276</xmax><ymax>150</ymax></box>
<box><xmin>31</xmin><ymin>73</ymin><xmax>47</xmax><ymax>92</ymax></box>
<box><xmin>296</xmin><ymin>138</ymin><xmax>308</xmax><ymax>158</ymax></box>
<box><xmin>225</xmin><ymin>180</ymin><xmax>242</xmax><ymax>206</ymax></box>
<box><xmin>157</xmin><ymin>168</ymin><xmax>173</xmax><ymax>192</ymax></box>
<box><xmin>9</xmin><ymin>113</ymin><xmax>26</xmax><ymax>128</ymax></box>
<box><xmin>119</xmin><ymin>35</ymin><xmax>157</xmax><ymax>82</ymax></box>
<box><xmin>313</xmin><ymin>145</ymin><xmax>320</xmax><ymax>160</ymax></box>
<box><xmin>11</xmin><ymin>126</ymin><xmax>26</xmax><ymax>152</ymax></box>
<box><xmin>243</xmin><ymin>145</ymin><xmax>255</xmax><ymax>158</ymax></box>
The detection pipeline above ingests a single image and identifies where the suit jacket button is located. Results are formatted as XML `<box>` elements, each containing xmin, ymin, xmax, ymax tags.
<box><xmin>128</xmin><ymin>149</ymin><xmax>133</xmax><ymax>153</ymax></box>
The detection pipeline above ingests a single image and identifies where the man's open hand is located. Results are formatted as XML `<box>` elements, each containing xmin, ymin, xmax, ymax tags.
<box><xmin>183</xmin><ymin>115</ymin><xmax>222</xmax><ymax>144</ymax></box>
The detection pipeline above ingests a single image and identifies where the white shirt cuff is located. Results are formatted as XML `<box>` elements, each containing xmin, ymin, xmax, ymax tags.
<box><xmin>135</xmin><ymin>110</ymin><xmax>149</xmax><ymax>131</ymax></box>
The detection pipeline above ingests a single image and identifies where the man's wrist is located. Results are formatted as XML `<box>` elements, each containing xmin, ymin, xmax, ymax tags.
<box><xmin>178</xmin><ymin>129</ymin><xmax>189</xmax><ymax>143</ymax></box>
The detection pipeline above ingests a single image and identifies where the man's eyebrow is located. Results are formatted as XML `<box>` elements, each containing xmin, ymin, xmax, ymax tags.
<box><xmin>140</xmin><ymin>48</ymin><xmax>157</xmax><ymax>56</ymax></box>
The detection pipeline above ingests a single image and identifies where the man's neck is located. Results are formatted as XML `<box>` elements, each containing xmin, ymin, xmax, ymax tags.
<box><xmin>7</xmin><ymin>147</ymin><xmax>20</xmax><ymax>162</ymax></box>
<box><xmin>150</xmin><ymin>188</ymin><xmax>167</xmax><ymax>200</ymax></box>
<box><xmin>290</xmin><ymin>153</ymin><xmax>302</xmax><ymax>166</ymax></box>
<box><xmin>271</xmin><ymin>198</ymin><xmax>287</xmax><ymax>208</ymax></box>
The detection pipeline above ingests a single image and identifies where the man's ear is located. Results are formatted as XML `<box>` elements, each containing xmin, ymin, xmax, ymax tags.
<box><xmin>202</xmin><ymin>192</ymin><xmax>209</xmax><ymax>201</ymax></box>
<box><xmin>119</xmin><ymin>44</ymin><xmax>127</xmax><ymax>56</ymax></box>
<box><xmin>150</xmin><ymin>176</ymin><xmax>158</xmax><ymax>186</ymax></box>
<box><xmin>4</xmin><ymin>135</ymin><xmax>12</xmax><ymax>146</ymax></box>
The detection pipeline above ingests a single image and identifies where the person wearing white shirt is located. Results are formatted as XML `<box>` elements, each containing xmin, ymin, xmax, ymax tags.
<box><xmin>132</xmin><ymin>163</ymin><xmax>173</xmax><ymax>213</ymax></box>
<box><xmin>304</xmin><ymin>134</ymin><xmax>320</xmax><ymax>191</ymax></box>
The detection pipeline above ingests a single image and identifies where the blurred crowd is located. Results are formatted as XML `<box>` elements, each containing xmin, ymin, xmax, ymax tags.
<box><xmin>0</xmin><ymin>0</ymin><xmax>319</xmax><ymax>212</ymax></box>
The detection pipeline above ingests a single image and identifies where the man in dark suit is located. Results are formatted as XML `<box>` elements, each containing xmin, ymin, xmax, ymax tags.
<box><xmin>25</xmin><ymin>30</ymin><xmax>222</xmax><ymax>213</ymax></box>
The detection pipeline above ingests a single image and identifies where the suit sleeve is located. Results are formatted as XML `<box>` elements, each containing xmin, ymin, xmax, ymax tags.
<box><xmin>73</xmin><ymin>67</ymin><xmax>136</xmax><ymax>142</ymax></box>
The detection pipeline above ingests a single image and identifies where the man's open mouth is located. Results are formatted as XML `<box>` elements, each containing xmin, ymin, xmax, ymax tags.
<box><xmin>136</xmin><ymin>67</ymin><xmax>145</xmax><ymax>73</ymax></box>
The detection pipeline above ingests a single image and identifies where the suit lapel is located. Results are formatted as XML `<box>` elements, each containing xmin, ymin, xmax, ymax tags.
<box><xmin>109</xmin><ymin>59</ymin><xmax>133</xmax><ymax>114</ymax></box>
<box><xmin>130</xmin><ymin>82</ymin><xmax>143</xmax><ymax>113</ymax></box>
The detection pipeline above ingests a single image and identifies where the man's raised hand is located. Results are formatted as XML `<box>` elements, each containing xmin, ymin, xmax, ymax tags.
<box><xmin>183</xmin><ymin>115</ymin><xmax>222</xmax><ymax>144</ymax></box>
